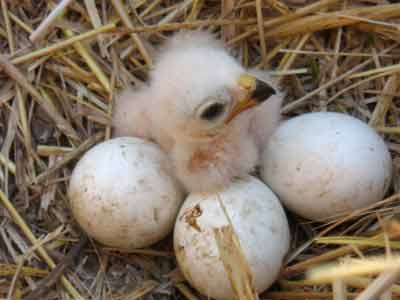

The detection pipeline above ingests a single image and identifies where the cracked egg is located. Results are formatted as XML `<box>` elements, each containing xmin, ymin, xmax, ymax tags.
<box><xmin>173</xmin><ymin>176</ymin><xmax>290</xmax><ymax>300</ymax></box>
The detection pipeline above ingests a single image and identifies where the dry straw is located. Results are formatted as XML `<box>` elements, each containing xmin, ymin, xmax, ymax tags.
<box><xmin>1</xmin><ymin>0</ymin><xmax>400</xmax><ymax>300</ymax></box>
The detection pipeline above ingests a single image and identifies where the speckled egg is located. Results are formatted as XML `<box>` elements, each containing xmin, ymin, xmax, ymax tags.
<box><xmin>68</xmin><ymin>137</ymin><xmax>184</xmax><ymax>249</ymax></box>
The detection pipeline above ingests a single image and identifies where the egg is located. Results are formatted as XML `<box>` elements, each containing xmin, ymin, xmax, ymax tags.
<box><xmin>68</xmin><ymin>137</ymin><xmax>184</xmax><ymax>249</ymax></box>
<box><xmin>174</xmin><ymin>176</ymin><xmax>290</xmax><ymax>300</ymax></box>
<box><xmin>261</xmin><ymin>112</ymin><xmax>392</xmax><ymax>221</ymax></box>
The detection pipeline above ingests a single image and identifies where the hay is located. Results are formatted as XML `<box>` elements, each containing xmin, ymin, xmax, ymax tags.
<box><xmin>1</xmin><ymin>0</ymin><xmax>400</xmax><ymax>299</ymax></box>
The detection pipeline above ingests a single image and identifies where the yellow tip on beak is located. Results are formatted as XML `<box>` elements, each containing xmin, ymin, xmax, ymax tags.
<box><xmin>225</xmin><ymin>74</ymin><xmax>276</xmax><ymax>123</ymax></box>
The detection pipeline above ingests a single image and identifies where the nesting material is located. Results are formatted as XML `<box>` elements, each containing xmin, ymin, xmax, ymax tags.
<box><xmin>174</xmin><ymin>176</ymin><xmax>290</xmax><ymax>300</ymax></box>
<box><xmin>261</xmin><ymin>112</ymin><xmax>392</xmax><ymax>221</ymax></box>
<box><xmin>2</xmin><ymin>0</ymin><xmax>400</xmax><ymax>299</ymax></box>
<box><xmin>68</xmin><ymin>137</ymin><xmax>184</xmax><ymax>249</ymax></box>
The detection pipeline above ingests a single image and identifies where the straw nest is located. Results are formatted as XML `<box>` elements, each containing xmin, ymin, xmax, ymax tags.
<box><xmin>1</xmin><ymin>0</ymin><xmax>400</xmax><ymax>299</ymax></box>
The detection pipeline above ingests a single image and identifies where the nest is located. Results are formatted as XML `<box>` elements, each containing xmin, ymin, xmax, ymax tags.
<box><xmin>1</xmin><ymin>0</ymin><xmax>400</xmax><ymax>299</ymax></box>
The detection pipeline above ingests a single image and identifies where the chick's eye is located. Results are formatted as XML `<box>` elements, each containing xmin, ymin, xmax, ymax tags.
<box><xmin>200</xmin><ymin>103</ymin><xmax>226</xmax><ymax>121</ymax></box>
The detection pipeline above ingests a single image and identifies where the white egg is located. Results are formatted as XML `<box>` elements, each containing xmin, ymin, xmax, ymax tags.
<box><xmin>174</xmin><ymin>176</ymin><xmax>290</xmax><ymax>300</ymax></box>
<box><xmin>68</xmin><ymin>137</ymin><xmax>184</xmax><ymax>249</ymax></box>
<box><xmin>261</xmin><ymin>112</ymin><xmax>392</xmax><ymax>221</ymax></box>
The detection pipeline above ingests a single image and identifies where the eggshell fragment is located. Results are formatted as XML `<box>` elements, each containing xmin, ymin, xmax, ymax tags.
<box><xmin>174</xmin><ymin>176</ymin><xmax>290</xmax><ymax>300</ymax></box>
<box><xmin>68</xmin><ymin>137</ymin><xmax>184</xmax><ymax>249</ymax></box>
<box><xmin>261</xmin><ymin>112</ymin><xmax>392</xmax><ymax>221</ymax></box>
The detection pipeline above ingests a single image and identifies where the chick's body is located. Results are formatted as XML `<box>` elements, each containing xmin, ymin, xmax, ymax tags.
<box><xmin>113</xmin><ymin>31</ymin><xmax>283</xmax><ymax>193</ymax></box>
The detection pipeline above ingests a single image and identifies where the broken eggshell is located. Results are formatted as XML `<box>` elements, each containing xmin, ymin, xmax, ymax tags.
<box><xmin>174</xmin><ymin>176</ymin><xmax>290</xmax><ymax>300</ymax></box>
<box><xmin>68</xmin><ymin>137</ymin><xmax>184</xmax><ymax>249</ymax></box>
<box><xmin>261</xmin><ymin>112</ymin><xmax>392</xmax><ymax>221</ymax></box>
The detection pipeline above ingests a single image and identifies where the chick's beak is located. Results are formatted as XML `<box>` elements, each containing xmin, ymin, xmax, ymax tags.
<box><xmin>226</xmin><ymin>74</ymin><xmax>276</xmax><ymax>123</ymax></box>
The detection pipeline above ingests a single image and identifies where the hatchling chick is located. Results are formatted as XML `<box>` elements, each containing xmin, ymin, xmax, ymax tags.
<box><xmin>113</xmin><ymin>30</ymin><xmax>284</xmax><ymax>193</ymax></box>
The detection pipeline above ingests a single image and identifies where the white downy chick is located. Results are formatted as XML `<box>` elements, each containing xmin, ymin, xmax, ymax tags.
<box><xmin>113</xmin><ymin>30</ymin><xmax>283</xmax><ymax>193</ymax></box>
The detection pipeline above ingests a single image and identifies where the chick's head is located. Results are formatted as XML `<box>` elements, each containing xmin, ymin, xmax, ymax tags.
<box><xmin>149</xmin><ymin>31</ymin><xmax>276</xmax><ymax>143</ymax></box>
